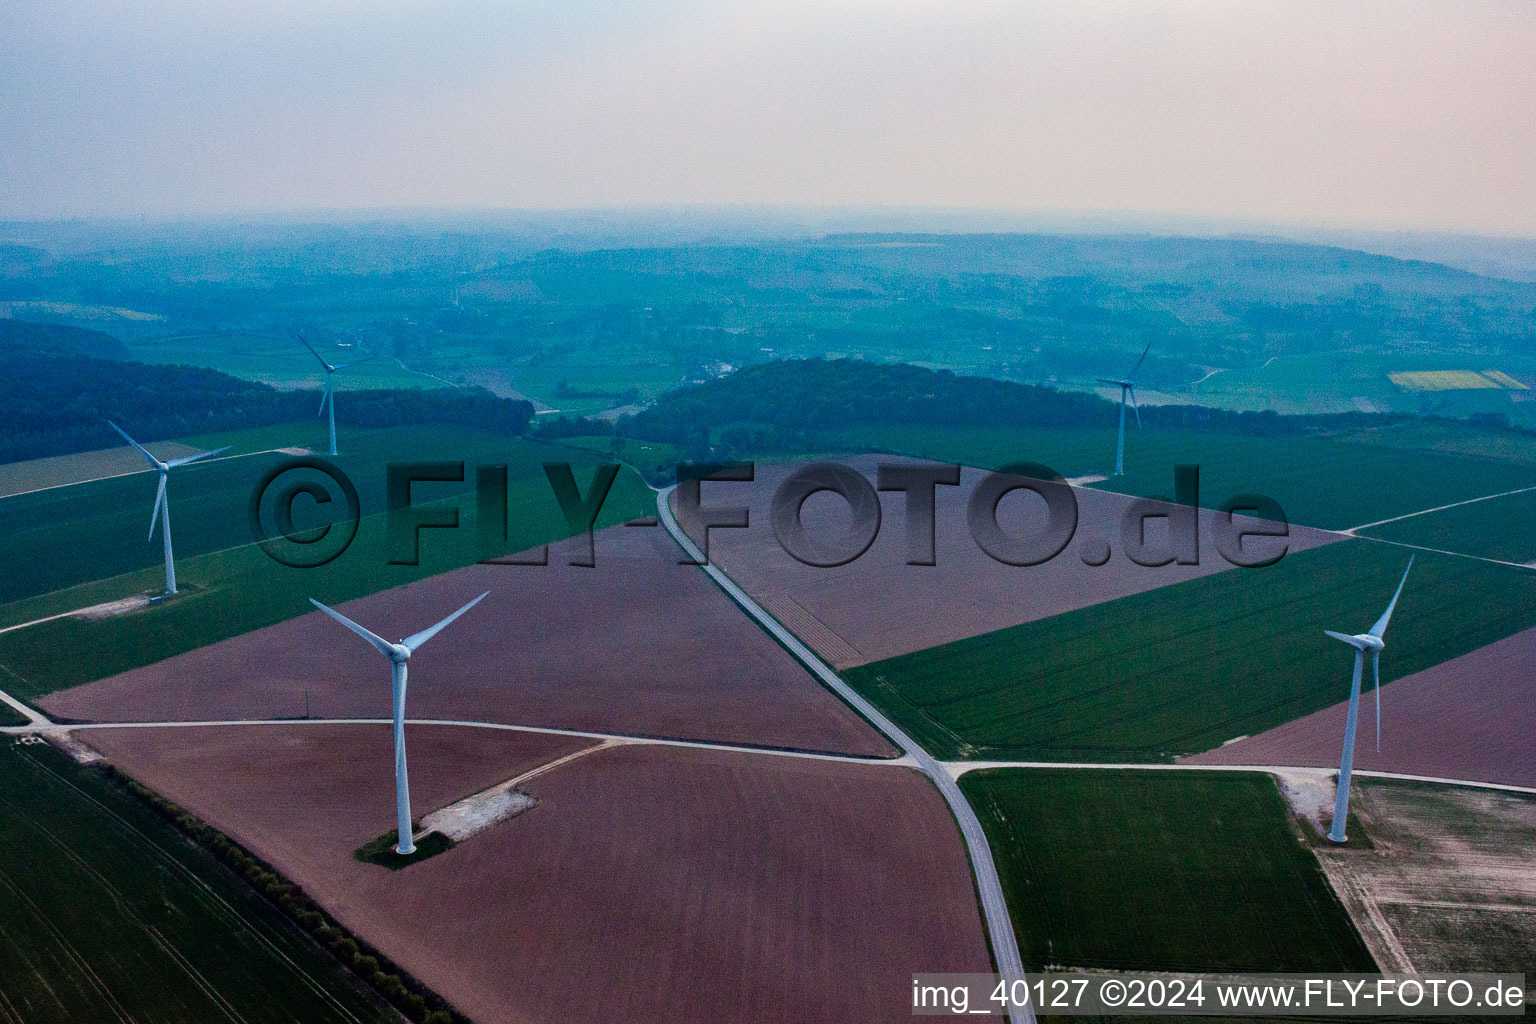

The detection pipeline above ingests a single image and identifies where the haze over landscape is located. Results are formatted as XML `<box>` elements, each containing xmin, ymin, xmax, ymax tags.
<box><xmin>3</xmin><ymin>0</ymin><xmax>1535</xmax><ymax>234</ymax></box>
<box><xmin>3</xmin><ymin>3</ymin><xmax>1535</xmax><ymax>1023</ymax></box>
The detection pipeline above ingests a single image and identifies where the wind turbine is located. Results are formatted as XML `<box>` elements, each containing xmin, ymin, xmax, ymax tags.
<box><xmin>298</xmin><ymin>335</ymin><xmax>375</xmax><ymax>456</ymax></box>
<box><xmin>109</xmin><ymin>422</ymin><xmax>229</xmax><ymax>596</ymax></box>
<box><xmin>1097</xmin><ymin>341</ymin><xmax>1152</xmax><ymax>476</ymax></box>
<box><xmin>309</xmin><ymin>591</ymin><xmax>491</xmax><ymax>855</ymax></box>
<box><xmin>1322</xmin><ymin>555</ymin><xmax>1413</xmax><ymax>843</ymax></box>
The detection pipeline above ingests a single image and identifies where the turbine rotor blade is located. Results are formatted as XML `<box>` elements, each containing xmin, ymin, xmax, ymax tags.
<box><xmin>164</xmin><ymin>446</ymin><xmax>230</xmax><ymax>468</ymax></box>
<box><xmin>1368</xmin><ymin>555</ymin><xmax>1414</xmax><ymax>640</ymax></box>
<box><xmin>1372</xmin><ymin>649</ymin><xmax>1382</xmax><ymax>751</ymax></box>
<box><xmin>149</xmin><ymin>473</ymin><xmax>166</xmax><ymax>540</ymax></box>
<box><xmin>297</xmin><ymin>334</ymin><xmax>333</xmax><ymax>372</ymax></box>
<box><xmin>402</xmin><ymin>590</ymin><xmax>491</xmax><ymax>653</ymax></box>
<box><xmin>309</xmin><ymin>598</ymin><xmax>396</xmax><ymax>658</ymax></box>
<box><xmin>109</xmin><ymin>421</ymin><xmax>164</xmax><ymax>470</ymax></box>
<box><xmin>1324</xmin><ymin>629</ymin><xmax>1368</xmax><ymax>649</ymax></box>
<box><xmin>1094</xmin><ymin>378</ymin><xmax>1125</xmax><ymax>386</ymax></box>
<box><xmin>1130</xmin><ymin>387</ymin><xmax>1142</xmax><ymax>429</ymax></box>
<box><xmin>318</xmin><ymin>381</ymin><xmax>330</xmax><ymax>417</ymax></box>
<box><xmin>1129</xmin><ymin>339</ymin><xmax>1153</xmax><ymax>377</ymax></box>
<box><xmin>333</xmin><ymin>355</ymin><xmax>376</xmax><ymax>370</ymax></box>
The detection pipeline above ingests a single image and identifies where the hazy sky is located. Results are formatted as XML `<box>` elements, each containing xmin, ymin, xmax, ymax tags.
<box><xmin>3</xmin><ymin>0</ymin><xmax>1534</xmax><ymax>234</ymax></box>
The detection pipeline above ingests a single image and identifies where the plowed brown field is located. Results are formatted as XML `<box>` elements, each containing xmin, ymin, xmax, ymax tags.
<box><xmin>689</xmin><ymin>457</ymin><xmax>1341</xmax><ymax>668</ymax></box>
<box><xmin>1184</xmin><ymin>624</ymin><xmax>1536</xmax><ymax>788</ymax></box>
<box><xmin>81</xmin><ymin>725</ymin><xmax>990</xmax><ymax>1024</ymax></box>
<box><xmin>40</xmin><ymin>525</ymin><xmax>894</xmax><ymax>757</ymax></box>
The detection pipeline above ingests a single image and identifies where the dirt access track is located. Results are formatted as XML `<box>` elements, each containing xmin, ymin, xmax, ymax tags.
<box><xmin>40</xmin><ymin>524</ymin><xmax>894</xmax><ymax>758</ymax></box>
<box><xmin>686</xmin><ymin>456</ymin><xmax>1340</xmax><ymax>668</ymax></box>
<box><xmin>80</xmin><ymin>724</ymin><xmax>991</xmax><ymax>1024</ymax></box>
<box><xmin>1185</xmin><ymin>623</ymin><xmax>1536</xmax><ymax>788</ymax></box>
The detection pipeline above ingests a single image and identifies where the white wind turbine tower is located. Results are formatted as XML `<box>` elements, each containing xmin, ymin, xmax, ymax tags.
<box><xmin>109</xmin><ymin>422</ymin><xmax>229</xmax><ymax>596</ymax></box>
<box><xmin>298</xmin><ymin>335</ymin><xmax>375</xmax><ymax>456</ymax></box>
<box><xmin>309</xmin><ymin>591</ymin><xmax>491</xmax><ymax>855</ymax></box>
<box><xmin>1096</xmin><ymin>341</ymin><xmax>1152</xmax><ymax>476</ymax></box>
<box><xmin>1322</xmin><ymin>555</ymin><xmax>1413</xmax><ymax>843</ymax></box>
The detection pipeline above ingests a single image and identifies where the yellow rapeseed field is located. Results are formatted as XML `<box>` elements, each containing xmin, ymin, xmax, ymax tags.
<box><xmin>1388</xmin><ymin>370</ymin><xmax>1527</xmax><ymax>392</ymax></box>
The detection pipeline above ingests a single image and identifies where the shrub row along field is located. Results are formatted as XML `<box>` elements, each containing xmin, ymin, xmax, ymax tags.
<box><xmin>0</xmin><ymin>742</ymin><xmax>395</xmax><ymax>1024</ymax></box>
<box><xmin>81</xmin><ymin>726</ymin><xmax>990</xmax><ymax>1024</ymax></box>
<box><xmin>106</xmin><ymin>760</ymin><xmax>466</xmax><ymax>1022</ymax></box>
<box><xmin>1358</xmin><ymin>488</ymin><xmax>1536</xmax><ymax>564</ymax></box>
<box><xmin>817</xmin><ymin>421</ymin><xmax>1536</xmax><ymax>532</ymax></box>
<box><xmin>843</xmin><ymin>540</ymin><xmax>1536</xmax><ymax>761</ymax></box>
<box><xmin>959</xmin><ymin>768</ymin><xmax>1376</xmax><ymax>972</ymax></box>
<box><xmin>0</xmin><ymin>427</ymin><xmax>653</xmax><ymax>698</ymax></box>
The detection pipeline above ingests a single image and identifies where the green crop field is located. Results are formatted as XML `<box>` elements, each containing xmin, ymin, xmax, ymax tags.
<box><xmin>0</xmin><ymin>423</ymin><xmax>612</xmax><ymax>606</ymax></box>
<box><xmin>960</xmin><ymin>768</ymin><xmax>1376</xmax><ymax>972</ymax></box>
<box><xmin>1163</xmin><ymin>349</ymin><xmax>1536</xmax><ymax>421</ymax></box>
<box><xmin>0</xmin><ymin>742</ymin><xmax>394</xmax><ymax>1023</ymax></box>
<box><xmin>844</xmin><ymin>540</ymin><xmax>1536</xmax><ymax>761</ymax></box>
<box><xmin>509</xmin><ymin>358</ymin><xmax>689</xmax><ymax>415</ymax></box>
<box><xmin>128</xmin><ymin>331</ymin><xmax>438</xmax><ymax>392</ymax></box>
<box><xmin>0</xmin><ymin>704</ymin><xmax>26</xmax><ymax>727</ymax></box>
<box><xmin>0</xmin><ymin>430</ymin><xmax>653</xmax><ymax>697</ymax></box>
<box><xmin>125</xmin><ymin>326</ymin><xmax>693</xmax><ymax>419</ymax></box>
<box><xmin>549</xmin><ymin>435</ymin><xmax>687</xmax><ymax>485</ymax></box>
<box><xmin>1358</xmin><ymin>488</ymin><xmax>1536</xmax><ymax>564</ymax></box>
<box><xmin>817</xmin><ymin>421</ymin><xmax>1536</xmax><ymax>532</ymax></box>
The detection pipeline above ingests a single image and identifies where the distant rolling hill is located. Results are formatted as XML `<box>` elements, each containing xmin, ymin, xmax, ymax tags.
<box><xmin>0</xmin><ymin>317</ymin><xmax>131</xmax><ymax>360</ymax></box>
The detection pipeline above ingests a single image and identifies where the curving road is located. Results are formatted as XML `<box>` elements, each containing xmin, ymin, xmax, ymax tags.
<box><xmin>654</xmin><ymin>486</ymin><xmax>1037</xmax><ymax>1024</ymax></box>
<box><xmin>6</xmin><ymin>478</ymin><xmax>1531</xmax><ymax>1024</ymax></box>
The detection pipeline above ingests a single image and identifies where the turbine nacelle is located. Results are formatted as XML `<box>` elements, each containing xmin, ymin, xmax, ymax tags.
<box><xmin>1324</xmin><ymin>630</ymin><xmax>1384</xmax><ymax>652</ymax></box>
<box><xmin>1105</xmin><ymin>341</ymin><xmax>1152</xmax><ymax>476</ymax></box>
<box><xmin>1323</xmin><ymin>555</ymin><xmax>1414</xmax><ymax>842</ymax></box>
<box><xmin>309</xmin><ymin>591</ymin><xmax>491</xmax><ymax>856</ymax></box>
<box><xmin>298</xmin><ymin>333</ymin><xmax>337</xmax><ymax>374</ymax></box>
<box><xmin>298</xmin><ymin>333</ymin><xmax>376</xmax><ymax>455</ymax></box>
<box><xmin>108</xmin><ymin>420</ymin><xmax>229</xmax><ymax>595</ymax></box>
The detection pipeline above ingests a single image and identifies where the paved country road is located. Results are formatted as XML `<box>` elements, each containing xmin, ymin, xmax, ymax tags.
<box><xmin>653</xmin><ymin>485</ymin><xmax>1039</xmax><ymax>1024</ymax></box>
<box><xmin>4</xmin><ymin>479</ymin><xmax>1532</xmax><ymax>1024</ymax></box>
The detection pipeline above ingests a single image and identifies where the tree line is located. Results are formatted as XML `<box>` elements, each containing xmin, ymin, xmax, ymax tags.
<box><xmin>610</xmin><ymin>357</ymin><xmax>1422</xmax><ymax>456</ymax></box>
<box><xmin>0</xmin><ymin>320</ymin><xmax>533</xmax><ymax>462</ymax></box>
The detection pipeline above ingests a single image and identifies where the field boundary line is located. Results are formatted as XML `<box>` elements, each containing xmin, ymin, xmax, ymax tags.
<box><xmin>1345</xmin><ymin>533</ymin><xmax>1536</xmax><ymax>570</ymax></box>
<box><xmin>655</xmin><ymin>485</ymin><xmax>1036</xmax><ymax>1024</ymax></box>
<box><xmin>0</xmin><ymin>447</ymin><xmax>304</xmax><ymax>502</ymax></box>
<box><xmin>0</xmin><ymin>469</ymin><xmax>589</xmax><ymax>633</ymax></box>
<box><xmin>21</xmin><ymin>711</ymin><xmax>1532</xmax><ymax>797</ymax></box>
<box><xmin>0</xmin><ymin>491</ymin><xmax>476</xmax><ymax>634</ymax></box>
<box><xmin>1390</xmin><ymin>899</ymin><xmax>1536</xmax><ymax>915</ymax></box>
<box><xmin>1342</xmin><ymin>483</ymin><xmax>1536</xmax><ymax>534</ymax></box>
<box><xmin>20</xmin><ymin>717</ymin><xmax>914</xmax><ymax>767</ymax></box>
<box><xmin>943</xmin><ymin>760</ymin><xmax>1536</xmax><ymax>796</ymax></box>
